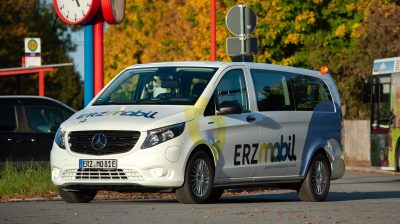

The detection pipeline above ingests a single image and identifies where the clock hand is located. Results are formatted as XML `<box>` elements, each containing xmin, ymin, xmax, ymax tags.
<box><xmin>75</xmin><ymin>0</ymin><xmax>81</xmax><ymax>7</ymax></box>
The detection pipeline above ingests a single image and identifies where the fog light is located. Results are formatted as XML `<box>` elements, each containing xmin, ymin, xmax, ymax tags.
<box><xmin>152</xmin><ymin>168</ymin><xmax>167</xmax><ymax>177</ymax></box>
<box><xmin>52</xmin><ymin>168</ymin><xmax>60</xmax><ymax>179</ymax></box>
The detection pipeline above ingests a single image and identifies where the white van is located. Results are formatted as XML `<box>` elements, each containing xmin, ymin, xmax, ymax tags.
<box><xmin>51</xmin><ymin>62</ymin><xmax>345</xmax><ymax>204</ymax></box>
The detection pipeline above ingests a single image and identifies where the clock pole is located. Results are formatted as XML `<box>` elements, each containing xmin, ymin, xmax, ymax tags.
<box><xmin>53</xmin><ymin>0</ymin><xmax>125</xmax><ymax>104</ymax></box>
<box><xmin>93</xmin><ymin>13</ymin><xmax>104</xmax><ymax>96</ymax></box>
<box><xmin>84</xmin><ymin>25</ymin><xmax>94</xmax><ymax>106</ymax></box>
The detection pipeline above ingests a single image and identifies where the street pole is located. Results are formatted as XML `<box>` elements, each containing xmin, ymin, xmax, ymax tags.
<box><xmin>239</xmin><ymin>4</ymin><xmax>245</xmax><ymax>62</ymax></box>
<box><xmin>210</xmin><ymin>0</ymin><xmax>216</xmax><ymax>61</ymax></box>
<box><xmin>93</xmin><ymin>14</ymin><xmax>104</xmax><ymax>96</ymax></box>
<box><xmin>84</xmin><ymin>25</ymin><xmax>94</xmax><ymax>107</ymax></box>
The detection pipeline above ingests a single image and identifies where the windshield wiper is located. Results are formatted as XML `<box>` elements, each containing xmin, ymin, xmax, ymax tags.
<box><xmin>93</xmin><ymin>99</ymin><xmax>163</xmax><ymax>105</ymax></box>
<box><xmin>137</xmin><ymin>99</ymin><xmax>162</xmax><ymax>104</ymax></box>
<box><xmin>93</xmin><ymin>101</ymin><xmax>139</xmax><ymax>106</ymax></box>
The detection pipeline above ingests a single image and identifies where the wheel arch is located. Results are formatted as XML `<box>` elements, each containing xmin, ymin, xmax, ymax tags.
<box><xmin>186</xmin><ymin>144</ymin><xmax>216</xmax><ymax>168</ymax></box>
<box><xmin>181</xmin><ymin>143</ymin><xmax>217</xmax><ymax>182</ymax></box>
<box><xmin>300</xmin><ymin>146</ymin><xmax>331</xmax><ymax>178</ymax></box>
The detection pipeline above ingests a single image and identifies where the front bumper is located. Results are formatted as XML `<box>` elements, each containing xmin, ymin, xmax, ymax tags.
<box><xmin>50</xmin><ymin>134</ymin><xmax>189</xmax><ymax>189</ymax></box>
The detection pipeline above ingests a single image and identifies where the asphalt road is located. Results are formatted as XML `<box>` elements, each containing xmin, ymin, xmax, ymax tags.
<box><xmin>1</xmin><ymin>171</ymin><xmax>400</xmax><ymax>224</ymax></box>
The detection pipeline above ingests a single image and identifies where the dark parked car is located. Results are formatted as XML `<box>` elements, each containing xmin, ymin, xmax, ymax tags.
<box><xmin>0</xmin><ymin>96</ymin><xmax>76</xmax><ymax>162</ymax></box>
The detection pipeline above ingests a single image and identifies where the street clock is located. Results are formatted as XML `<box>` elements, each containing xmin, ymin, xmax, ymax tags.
<box><xmin>53</xmin><ymin>0</ymin><xmax>100</xmax><ymax>25</ymax></box>
<box><xmin>101</xmin><ymin>0</ymin><xmax>125</xmax><ymax>24</ymax></box>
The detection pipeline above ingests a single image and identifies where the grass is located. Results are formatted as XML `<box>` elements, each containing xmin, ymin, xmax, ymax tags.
<box><xmin>0</xmin><ymin>162</ymin><xmax>276</xmax><ymax>201</ymax></box>
<box><xmin>0</xmin><ymin>161</ymin><xmax>57</xmax><ymax>200</ymax></box>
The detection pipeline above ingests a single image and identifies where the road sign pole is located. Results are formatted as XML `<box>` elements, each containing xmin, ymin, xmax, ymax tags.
<box><xmin>239</xmin><ymin>4</ymin><xmax>245</xmax><ymax>62</ymax></box>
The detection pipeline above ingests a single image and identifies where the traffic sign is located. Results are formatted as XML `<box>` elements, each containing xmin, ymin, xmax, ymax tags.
<box><xmin>226</xmin><ymin>37</ymin><xmax>258</xmax><ymax>56</ymax></box>
<box><xmin>25</xmin><ymin>38</ymin><xmax>41</xmax><ymax>55</ymax></box>
<box><xmin>24</xmin><ymin>38</ymin><xmax>41</xmax><ymax>67</ymax></box>
<box><xmin>226</xmin><ymin>4</ymin><xmax>257</xmax><ymax>36</ymax></box>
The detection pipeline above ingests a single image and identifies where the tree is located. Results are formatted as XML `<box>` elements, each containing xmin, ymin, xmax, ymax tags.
<box><xmin>0</xmin><ymin>0</ymin><xmax>83</xmax><ymax>109</ymax></box>
<box><xmin>308</xmin><ymin>0</ymin><xmax>400</xmax><ymax>119</ymax></box>
<box><xmin>103</xmin><ymin>0</ymin><xmax>400</xmax><ymax>119</ymax></box>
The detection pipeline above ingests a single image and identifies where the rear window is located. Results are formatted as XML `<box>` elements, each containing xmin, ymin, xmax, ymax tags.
<box><xmin>250</xmin><ymin>69</ymin><xmax>294</xmax><ymax>111</ymax></box>
<box><xmin>26</xmin><ymin>106</ymin><xmax>67</xmax><ymax>133</ymax></box>
<box><xmin>250</xmin><ymin>69</ymin><xmax>334</xmax><ymax>112</ymax></box>
<box><xmin>0</xmin><ymin>106</ymin><xmax>17</xmax><ymax>131</ymax></box>
<box><xmin>290</xmin><ymin>75</ymin><xmax>333</xmax><ymax>112</ymax></box>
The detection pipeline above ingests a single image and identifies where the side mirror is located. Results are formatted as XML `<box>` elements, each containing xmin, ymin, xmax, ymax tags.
<box><xmin>217</xmin><ymin>101</ymin><xmax>243</xmax><ymax>115</ymax></box>
<box><xmin>362</xmin><ymin>81</ymin><xmax>371</xmax><ymax>103</ymax></box>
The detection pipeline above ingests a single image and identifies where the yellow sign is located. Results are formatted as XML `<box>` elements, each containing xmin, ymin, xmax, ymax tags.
<box><xmin>24</xmin><ymin>38</ymin><xmax>41</xmax><ymax>54</ymax></box>
<box><xmin>27</xmin><ymin>39</ymin><xmax>38</xmax><ymax>52</ymax></box>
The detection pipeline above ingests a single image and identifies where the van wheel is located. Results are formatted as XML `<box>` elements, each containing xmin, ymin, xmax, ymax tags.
<box><xmin>175</xmin><ymin>151</ymin><xmax>214</xmax><ymax>204</ymax></box>
<box><xmin>58</xmin><ymin>187</ymin><xmax>97</xmax><ymax>203</ymax></box>
<box><xmin>298</xmin><ymin>153</ymin><xmax>331</xmax><ymax>202</ymax></box>
<box><xmin>396</xmin><ymin>149</ymin><xmax>400</xmax><ymax>172</ymax></box>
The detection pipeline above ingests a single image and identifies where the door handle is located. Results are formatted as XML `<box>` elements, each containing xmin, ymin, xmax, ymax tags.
<box><xmin>16</xmin><ymin>138</ymin><xmax>38</xmax><ymax>143</ymax></box>
<box><xmin>246</xmin><ymin>115</ymin><xmax>256</xmax><ymax>123</ymax></box>
<box><xmin>30</xmin><ymin>138</ymin><xmax>38</xmax><ymax>143</ymax></box>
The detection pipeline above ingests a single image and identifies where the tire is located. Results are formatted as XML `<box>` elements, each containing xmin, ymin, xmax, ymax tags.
<box><xmin>396</xmin><ymin>149</ymin><xmax>400</xmax><ymax>172</ymax></box>
<box><xmin>298</xmin><ymin>153</ymin><xmax>331</xmax><ymax>202</ymax></box>
<box><xmin>209</xmin><ymin>188</ymin><xmax>224</xmax><ymax>202</ymax></box>
<box><xmin>175</xmin><ymin>150</ymin><xmax>215</xmax><ymax>204</ymax></box>
<box><xmin>58</xmin><ymin>187</ymin><xmax>97</xmax><ymax>203</ymax></box>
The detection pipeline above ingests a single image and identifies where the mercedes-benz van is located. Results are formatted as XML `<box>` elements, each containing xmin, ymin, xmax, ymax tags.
<box><xmin>51</xmin><ymin>62</ymin><xmax>345</xmax><ymax>203</ymax></box>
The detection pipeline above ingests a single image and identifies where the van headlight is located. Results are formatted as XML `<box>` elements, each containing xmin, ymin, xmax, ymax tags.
<box><xmin>141</xmin><ymin>123</ymin><xmax>185</xmax><ymax>149</ymax></box>
<box><xmin>55</xmin><ymin>127</ymin><xmax>66</xmax><ymax>149</ymax></box>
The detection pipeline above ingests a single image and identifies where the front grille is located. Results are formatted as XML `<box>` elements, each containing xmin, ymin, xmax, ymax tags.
<box><xmin>61</xmin><ymin>169</ymin><xmax>144</xmax><ymax>181</ymax></box>
<box><xmin>68</xmin><ymin>131</ymin><xmax>140</xmax><ymax>155</ymax></box>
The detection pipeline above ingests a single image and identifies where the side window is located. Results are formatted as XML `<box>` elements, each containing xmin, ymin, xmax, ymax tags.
<box><xmin>250</xmin><ymin>69</ymin><xmax>294</xmax><ymax>111</ymax></box>
<box><xmin>0</xmin><ymin>106</ymin><xmax>17</xmax><ymax>131</ymax></box>
<box><xmin>26</xmin><ymin>106</ymin><xmax>66</xmax><ymax>133</ymax></box>
<box><xmin>290</xmin><ymin>75</ymin><xmax>333</xmax><ymax>111</ymax></box>
<box><xmin>215</xmin><ymin>69</ymin><xmax>248</xmax><ymax>112</ymax></box>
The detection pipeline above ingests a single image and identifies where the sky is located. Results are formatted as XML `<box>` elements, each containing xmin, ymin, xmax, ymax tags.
<box><xmin>45</xmin><ymin>0</ymin><xmax>85</xmax><ymax>79</ymax></box>
<box><xmin>70</xmin><ymin>30</ymin><xmax>85</xmax><ymax>79</ymax></box>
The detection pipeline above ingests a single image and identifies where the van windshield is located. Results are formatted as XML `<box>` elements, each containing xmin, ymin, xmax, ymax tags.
<box><xmin>93</xmin><ymin>67</ymin><xmax>217</xmax><ymax>106</ymax></box>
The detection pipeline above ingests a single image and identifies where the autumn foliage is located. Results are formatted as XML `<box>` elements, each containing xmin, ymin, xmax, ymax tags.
<box><xmin>104</xmin><ymin>0</ymin><xmax>400</xmax><ymax>119</ymax></box>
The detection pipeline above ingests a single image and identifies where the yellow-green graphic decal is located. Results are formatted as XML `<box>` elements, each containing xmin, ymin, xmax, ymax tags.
<box><xmin>184</xmin><ymin>96</ymin><xmax>226</xmax><ymax>163</ymax></box>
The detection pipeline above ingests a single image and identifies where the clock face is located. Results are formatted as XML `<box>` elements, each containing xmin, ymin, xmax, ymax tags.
<box><xmin>54</xmin><ymin>0</ymin><xmax>100</xmax><ymax>25</ymax></box>
<box><xmin>102</xmin><ymin>0</ymin><xmax>125</xmax><ymax>24</ymax></box>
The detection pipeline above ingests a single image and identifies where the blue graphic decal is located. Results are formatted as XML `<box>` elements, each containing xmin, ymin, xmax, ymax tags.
<box><xmin>76</xmin><ymin>110</ymin><xmax>159</xmax><ymax>119</ymax></box>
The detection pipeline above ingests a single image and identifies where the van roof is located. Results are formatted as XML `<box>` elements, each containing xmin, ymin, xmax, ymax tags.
<box><xmin>127</xmin><ymin>61</ymin><xmax>321</xmax><ymax>77</ymax></box>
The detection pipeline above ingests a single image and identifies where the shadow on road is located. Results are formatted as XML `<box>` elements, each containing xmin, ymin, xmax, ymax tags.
<box><xmin>327</xmin><ymin>191</ymin><xmax>400</xmax><ymax>201</ymax></box>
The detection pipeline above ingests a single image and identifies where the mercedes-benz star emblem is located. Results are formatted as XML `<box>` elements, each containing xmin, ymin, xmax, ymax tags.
<box><xmin>92</xmin><ymin>133</ymin><xmax>107</xmax><ymax>151</ymax></box>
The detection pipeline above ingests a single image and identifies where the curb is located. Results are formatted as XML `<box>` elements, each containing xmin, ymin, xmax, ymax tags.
<box><xmin>346</xmin><ymin>165</ymin><xmax>400</xmax><ymax>176</ymax></box>
<box><xmin>4</xmin><ymin>197</ymin><xmax>61</xmax><ymax>203</ymax></box>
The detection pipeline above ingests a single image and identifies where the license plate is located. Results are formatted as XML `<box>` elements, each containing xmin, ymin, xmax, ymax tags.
<box><xmin>79</xmin><ymin>159</ymin><xmax>117</xmax><ymax>169</ymax></box>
